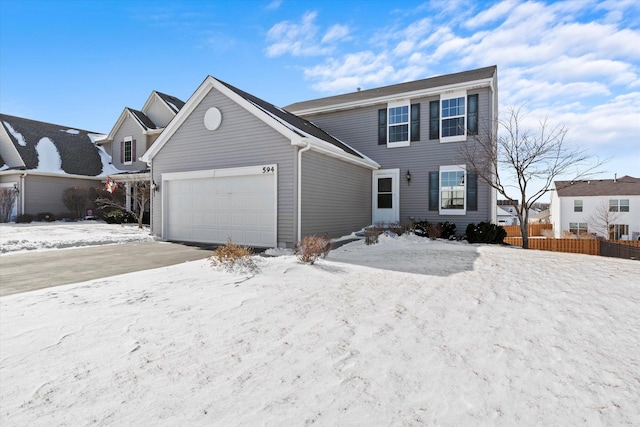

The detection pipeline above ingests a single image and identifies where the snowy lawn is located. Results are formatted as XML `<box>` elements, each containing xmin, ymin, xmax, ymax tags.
<box><xmin>0</xmin><ymin>221</ymin><xmax>154</xmax><ymax>254</ymax></box>
<box><xmin>1</xmin><ymin>232</ymin><xmax>640</xmax><ymax>425</ymax></box>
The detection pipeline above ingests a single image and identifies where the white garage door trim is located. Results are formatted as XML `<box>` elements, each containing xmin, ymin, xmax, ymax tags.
<box><xmin>161</xmin><ymin>164</ymin><xmax>277</xmax><ymax>247</ymax></box>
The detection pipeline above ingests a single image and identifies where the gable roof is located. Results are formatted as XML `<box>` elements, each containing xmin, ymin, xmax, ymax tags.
<box><xmin>0</xmin><ymin>113</ymin><xmax>116</xmax><ymax>176</ymax></box>
<box><xmin>128</xmin><ymin>108</ymin><xmax>158</xmax><ymax>130</ymax></box>
<box><xmin>555</xmin><ymin>176</ymin><xmax>640</xmax><ymax>197</ymax></box>
<box><xmin>155</xmin><ymin>91</ymin><xmax>185</xmax><ymax>113</ymax></box>
<box><xmin>142</xmin><ymin>76</ymin><xmax>379</xmax><ymax>169</ymax></box>
<box><xmin>285</xmin><ymin>65</ymin><xmax>497</xmax><ymax>115</ymax></box>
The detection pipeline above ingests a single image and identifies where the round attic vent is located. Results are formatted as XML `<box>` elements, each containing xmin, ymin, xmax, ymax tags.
<box><xmin>204</xmin><ymin>107</ymin><xmax>222</xmax><ymax>130</ymax></box>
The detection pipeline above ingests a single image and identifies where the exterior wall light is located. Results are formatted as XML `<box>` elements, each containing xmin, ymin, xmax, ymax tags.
<box><xmin>406</xmin><ymin>170</ymin><xmax>412</xmax><ymax>184</ymax></box>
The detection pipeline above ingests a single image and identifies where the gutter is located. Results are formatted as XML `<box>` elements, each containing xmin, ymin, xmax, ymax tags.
<box><xmin>20</xmin><ymin>172</ymin><xmax>26</xmax><ymax>215</ymax></box>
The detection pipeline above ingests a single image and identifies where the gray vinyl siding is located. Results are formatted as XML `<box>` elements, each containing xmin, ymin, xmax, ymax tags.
<box><xmin>303</xmin><ymin>87</ymin><xmax>494</xmax><ymax>230</ymax></box>
<box><xmin>23</xmin><ymin>175</ymin><xmax>102</xmax><ymax>217</ymax></box>
<box><xmin>145</xmin><ymin>100</ymin><xmax>174</xmax><ymax>128</ymax></box>
<box><xmin>111</xmin><ymin>117</ymin><xmax>148</xmax><ymax>171</ymax></box>
<box><xmin>301</xmin><ymin>150</ymin><xmax>371</xmax><ymax>238</ymax></box>
<box><xmin>151</xmin><ymin>87</ymin><xmax>297</xmax><ymax>245</ymax></box>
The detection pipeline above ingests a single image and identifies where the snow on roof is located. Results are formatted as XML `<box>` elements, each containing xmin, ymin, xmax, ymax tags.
<box><xmin>0</xmin><ymin>114</ymin><xmax>124</xmax><ymax>177</ymax></box>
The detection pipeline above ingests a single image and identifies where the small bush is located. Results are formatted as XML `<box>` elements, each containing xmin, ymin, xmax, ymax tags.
<box><xmin>295</xmin><ymin>235</ymin><xmax>331</xmax><ymax>264</ymax></box>
<box><xmin>466</xmin><ymin>222</ymin><xmax>507</xmax><ymax>244</ymax></box>
<box><xmin>209</xmin><ymin>238</ymin><xmax>258</xmax><ymax>274</ymax></box>
<box><xmin>62</xmin><ymin>186</ymin><xmax>90</xmax><ymax>220</ymax></box>
<box><xmin>439</xmin><ymin>221</ymin><xmax>457</xmax><ymax>240</ymax></box>
<box><xmin>413</xmin><ymin>220</ymin><xmax>429</xmax><ymax>237</ymax></box>
<box><xmin>36</xmin><ymin>212</ymin><xmax>56</xmax><ymax>222</ymax></box>
<box><xmin>103</xmin><ymin>210</ymin><xmax>136</xmax><ymax>224</ymax></box>
<box><xmin>428</xmin><ymin>223</ymin><xmax>442</xmax><ymax>239</ymax></box>
<box><xmin>16</xmin><ymin>213</ymin><xmax>34</xmax><ymax>223</ymax></box>
<box><xmin>364</xmin><ymin>227</ymin><xmax>380</xmax><ymax>245</ymax></box>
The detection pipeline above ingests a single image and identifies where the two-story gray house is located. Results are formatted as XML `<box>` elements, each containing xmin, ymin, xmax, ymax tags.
<box><xmin>141</xmin><ymin>66</ymin><xmax>498</xmax><ymax>248</ymax></box>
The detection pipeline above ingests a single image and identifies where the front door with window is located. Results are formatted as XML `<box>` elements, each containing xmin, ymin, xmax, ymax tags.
<box><xmin>373</xmin><ymin>169</ymin><xmax>399</xmax><ymax>225</ymax></box>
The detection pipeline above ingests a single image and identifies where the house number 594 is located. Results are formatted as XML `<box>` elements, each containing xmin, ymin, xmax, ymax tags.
<box><xmin>263</xmin><ymin>166</ymin><xmax>275</xmax><ymax>173</ymax></box>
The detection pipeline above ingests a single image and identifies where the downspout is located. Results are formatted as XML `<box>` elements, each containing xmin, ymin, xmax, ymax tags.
<box><xmin>297</xmin><ymin>141</ymin><xmax>312</xmax><ymax>243</ymax></box>
<box><xmin>20</xmin><ymin>172</ymin><xmax>27</xmax><ymax>215</ymax></box>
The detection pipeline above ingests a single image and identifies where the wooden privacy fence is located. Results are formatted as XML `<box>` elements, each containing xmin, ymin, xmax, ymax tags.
<box><xmin>504</xmin><ymin>237</ymin><xmax>640</xmax><ymax>257</ymax></box>
<box><xmin>503</xmin><ymin>223</ymin><xmax>552</xmax><ymax>237</ymax></box>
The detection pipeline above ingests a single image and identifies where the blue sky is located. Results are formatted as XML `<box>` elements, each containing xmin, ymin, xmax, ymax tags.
<box><xmin>1</xmin><ymin>0</ymin><xmax>639</xmax><ymax>198</ymax></box>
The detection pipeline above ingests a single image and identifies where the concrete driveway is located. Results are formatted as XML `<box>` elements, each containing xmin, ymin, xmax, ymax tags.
<box><xmin>0</xmin><ymin>241</ymin><xmax>214</xmax><ymax>297</ymax></box>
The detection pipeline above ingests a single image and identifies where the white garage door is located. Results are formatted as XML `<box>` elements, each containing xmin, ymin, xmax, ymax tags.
<box><xmin>163</xmin><ymin>165</ymin><xmax>277</xmax><ymax>247</ymax></box>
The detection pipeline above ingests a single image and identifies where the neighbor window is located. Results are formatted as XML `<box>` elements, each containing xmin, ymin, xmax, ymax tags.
<box><xmin>609</xmin><ymin>199</ymin><xmax>630</xmax><ymax>212</ymax></box>
<box><xmin>378</xmin><ymin>101</ymin><xmax>420</xmax><ymax>147</ymax></box>
<box><xmin>429</xmin><ymin>92</ymin><xmax>479</xmax><ymax>142</ymax></box>
<box><xmin>569</xmin><ymin>222</ymin><xmax>588</xmax><ymax>235</ymax></box>
<box><xmin>574</xmin><ymin>200</ymin><xmax>583</xmax><ymax>212</ymax></box>
<box><xmin>122</xmin><ymin>136</ymin><xmax>134</xmax><ymax>165</ymax></box>
<box><xmin>609</xmin><ymin>224</ymin><xmax>629</xmax><ymax>240</ymax></box>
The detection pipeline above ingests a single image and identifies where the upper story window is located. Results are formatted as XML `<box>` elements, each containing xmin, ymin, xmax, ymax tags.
<box><xmin>574</xmin><ymin>199</ymin><xmax>583</xmax><ymax>212</ymax></box>
<box><xmin>429</xmin><ymin>92</ymin><xmax>479</xmax><ymax>143</ymax></box>
<box><xmin>378</xmin><ymin>101</ymin><xmax>420</xmax><ymax>148</ymax></box>
<box><xmin>609</xmin><ymin>199</ymin><xmax>630</xmax><ymax>212</ymax></box>
<box><xmin>122</xmin><ymin>136</ymin><xmax>134</xmax><ymax>165</ymax></box>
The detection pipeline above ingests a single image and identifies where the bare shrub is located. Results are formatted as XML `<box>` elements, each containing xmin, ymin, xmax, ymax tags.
<box><xmin>428</xmin><ymin>223</ymin><xmax>442</xmax><ymax>240</ymax></box>
<box><xmin>0</xmin><ymin>187</ymin><xmax>18</xmax><ymax>222</ymax></box>
<box><xmin>62</xmin><ymin>186</ymin><xmax>90</xmax><ymax>220</ymax></box>
<box><xmin>295</xmin><ymin>235</ymin><xmax>331</xmax><ymax>264</ymax></box>
<box><xmin>209</xmin><ymin>238</ymin><xmax>259</xmax><ymax>274</ymax></box>
<box><xmin>365</xmin><ymin>227</ymin><xmax>380</xmax><ymax>245</ymax></box>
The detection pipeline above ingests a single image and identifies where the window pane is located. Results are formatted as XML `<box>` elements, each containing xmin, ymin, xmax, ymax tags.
<box><xmin>609</xmin><ymin>200</ymin><xmax>618</xmax><ymax>212</ymax></box>
<box><xmin>378</xmin><ymin>194</ymin><xmax>392</xmax><ymax>209</ymax></box>
<box><xmin>574</xmin><ymin>200</ymin><xmax>583</xmax><ymax>212</ymax></box>
<box><xmin>389</xmin><ymin>106</ymin><xmax>409</xmax><ymax>124</ymax></box>
<box><xmin>389</xmin><ymin>124</ymin><xmax>408</xmax><ymax>142</ymax></box>
<box><xmin>441</xmin><ymin>190</ymin><xmax>464</xmax><ymax>209</ymax></box>
<box><xmin>442</xmin><ymin>97</ymin><xmax>465</xmax><ymax>118</ymax></box>
<box><xmin>378</xmin><ymin>178</ymin><xmax>392</xmax><ymax>193</ymax></box>
<box><xmin>442</xmin><ymin>117</ymin><xmax>465</xmax><ymax>137</ymax></box>
<box><xmin>620</xmin><ymin>199</ymin><xmax>629</xmax><ymax>212</ymax></box>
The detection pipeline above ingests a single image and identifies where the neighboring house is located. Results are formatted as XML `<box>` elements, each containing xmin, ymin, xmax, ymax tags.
<box><xmin>0</xmin><ymin>114</ymin><xmax>119</xmax><ymax>220</ymax></box>
<box><xmin>529</xmin><ymin>209</ymin><xmax>550</xmax><ymax>223</ymax></box>
<box><xmin>96</xmin><ymin>91</ymin><xmax>185</xmax><ymax>212</ymax></box>
<box><xmin>496</xmin><ymin>199</ymin><xmax>519</xmax><ymax>225</ymax></box>
<box><xmin>141</xmin><ymin>66</ymin><xmax>498</xmax><ymax>248</ymax></box>
<box><xmin>550</xmin><ymin>176</ymin><xmax>640</xmax><ymax>240</ymax></box>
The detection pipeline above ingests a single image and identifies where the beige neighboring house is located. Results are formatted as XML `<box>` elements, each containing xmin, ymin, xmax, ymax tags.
<box><xmin>550</xmin><ymin>176</ymin><xmax>640</xmax><ymax>240</ymax></box>
<box><xmin>0</xmin><ymin>113</ymin><xmax>119</xmax><ymax>220</ymax></box>
<box><xmin>95</xmin><ymin>91</ymin><xmax>185</xmax><ymax>212</ymax></box>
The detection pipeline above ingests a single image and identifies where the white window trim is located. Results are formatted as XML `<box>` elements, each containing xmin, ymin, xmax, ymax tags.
<box><xmin>387</xmin><ymin>99</ymin><xmax>410</xmax><ymax>148</ymax></box>
<box><xmin>439</xmin><ymin>164</ymin><xmax>466</xmax><ymax>215</ymax></box>
<box><xmin>123</xmin><ymin>136</ymin><xmax>133</xmax><ymax>165</ymax></box>
<box><xmin>440</xmin><ymin>90</ymin><xmax>467</xmax><ymax>144</ymax></box>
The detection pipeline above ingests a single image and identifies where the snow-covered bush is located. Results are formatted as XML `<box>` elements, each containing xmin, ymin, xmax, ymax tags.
<box><xmin>295</xmin><ymin>235</ymin><xmax>331</xmax><ymax>264</ymax></box>
<box><xmin>209</xmin><ymin>239</ymin><xmax>259</xmax><ymax>274</ymax></box>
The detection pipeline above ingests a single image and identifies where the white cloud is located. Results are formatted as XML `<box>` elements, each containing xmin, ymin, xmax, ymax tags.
<box><xmin>265</xmin><ymin>11</ymin><xmax>349</xmax><ymax>57</ymax></box>
<box><xmin>265</xmin><ymin>0</ymin><xmax>282</xmax><ymax>11</ymax></box>
<box><xmin>322</xmin><ymin>24</ymin><xmax>350</xmax><ymax>44</ymax></box>
<box><xmin>465</xmin><ymin>0</ymin><xmax>518</xmax><ymax>29</ymax></box>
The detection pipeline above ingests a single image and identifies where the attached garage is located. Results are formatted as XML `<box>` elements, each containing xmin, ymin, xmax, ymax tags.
<box><xmin>162</xmin><ymin>165</ymin><xmax>277</xmax><ymax>247</ymax></box>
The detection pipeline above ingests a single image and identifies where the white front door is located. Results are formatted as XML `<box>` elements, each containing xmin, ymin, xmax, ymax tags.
<box><xmin>372</xmin><ymin>169</ymin><xmax>400</xmax><ymax>225</ymax></box>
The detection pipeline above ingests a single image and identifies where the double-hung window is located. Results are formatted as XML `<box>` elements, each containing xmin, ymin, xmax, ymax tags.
<box><xmin>609</xmin><ymin>199</ymin><xmax>630</xmax><ymax>212</ymax></box>
<box><xmin>574</xmin><ymin>200</ymin><xmax>583</xmax><ymax>212</ymax></box>
<box><xmin>429</xmin><ymin>92</ymin><xmax>478</xmax><ymax>143</ymax></box>
<box><xmin>378</xmin><ymin>101</ymin><xmax>420</xmax><ymax>148</ymax></box>
<box><xmin>122</xmin><ymin>136</ymin><xmax>134</xmax><ymax>165</ymax></box>
<box><xmin>569</xmin><ymin>222</ymin><xmax>588</xmax><ymax>235</ymax></box>
<box><xmin>429</xmin><ymin>165</ymin><xmax>477</xmax><ymax>214</ymax></box>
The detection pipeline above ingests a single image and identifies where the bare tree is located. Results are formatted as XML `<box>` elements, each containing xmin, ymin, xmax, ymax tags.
<box><xmin>0</xmin><ymin>187</ymin><xmax>18</xmax><ymax>223</ymax></box>
<box><xmin>587</xmin><ymin>200</ymin><xmax>619</xmax><ymax>240</ymax></box>
<box><xmin>62</xmin><ymin>186</ymin><xmax>90</xmax><ymax>220</ymax></box>
<box><xmin>95</xmin><ymin>179</ymin><xmax>150</xmax><ymax>228</ymax></box>
<box><xmin>461</xmin><ymin>106</ymin><xmax>606</xmax><ymax>249</ymax></box>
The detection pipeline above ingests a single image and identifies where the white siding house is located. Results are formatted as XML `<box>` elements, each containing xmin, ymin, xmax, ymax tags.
<box><xmin>550</xmin><ymin>176</ymin><xmax>640</xmax><ymax>240</ymax></box>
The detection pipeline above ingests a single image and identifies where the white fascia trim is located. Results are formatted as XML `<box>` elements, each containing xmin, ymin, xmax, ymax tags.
<box><xmin>288</xmin><ymin>77</ymin><xmax>494</xmax><ymax>116</ymax></box>
<box><xmin>0</xmin><ymin>170</ymin><xmax>104</xmax><ymax>180</ymax></box>
<box><xmin>105</xmin><ymin>109</ymin><xmax>147</xmax><ymax>142</ymax></box>
<box><xmin>292</xmin><ymin>137</ymin><xmax>380</xmax><ymax>170</ymax></box>
<box><xmin>162</xmin><ymin>164</ymin><xmax>276</xmax><ymax>181</ymax></box>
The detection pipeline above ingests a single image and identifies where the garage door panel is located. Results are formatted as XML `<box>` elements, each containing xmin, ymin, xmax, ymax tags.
<box><xmin>165</xmin><ymin>169</ymin><xmax>276</xmax><ymax>247</ymax></box>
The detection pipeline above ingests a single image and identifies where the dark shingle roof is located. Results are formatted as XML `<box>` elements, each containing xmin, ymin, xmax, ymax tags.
<box><xmin>284</xmin><ymin>65</ymin><xmax>497</xmax><ymax>113</ymax></box>
<box><xmin>217</xmin><ymin>79</ymin><xmax>365</xmax><ymax>159</ymax></box>
<box><xmin>155</xmin><ymin>91</ymin><xmax>185</xmax><ymax>113</ymax></box>
<box><xmin>555</xmin><ymin>176</ymin><xmax>640</xmax><ymax>197</ymax></box>
<box><xmin>0</xmin><ymin>113</ymin><xmax>105</xmax><ymax>176</ymax></box>
<box><xmin>127</xmin><ymin>108</ymin><xmax>158</xmax><ymax>130</ymax></box>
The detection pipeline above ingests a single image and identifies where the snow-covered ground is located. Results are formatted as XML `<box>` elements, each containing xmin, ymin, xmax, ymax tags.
<box><xmin>0</xmin><ymin>221</ymin><xmax>154</xmax><ymax>254</ymax></box>
<box><xmin>1</xmin><ymin>224</ymin><xmax>639</xmax><ymax>425</ymax></box>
